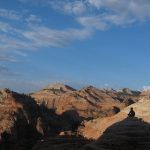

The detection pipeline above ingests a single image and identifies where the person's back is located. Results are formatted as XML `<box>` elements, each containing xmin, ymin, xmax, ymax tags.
<box><xmin>128</xmin><ymin>107</ymin><xmax>135</xmax><ymax>117</ymax></box>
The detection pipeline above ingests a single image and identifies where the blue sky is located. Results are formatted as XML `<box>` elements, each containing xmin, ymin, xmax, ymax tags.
<box><xmin>0</xmin><ymin>0</ymin><xmax>150</xmax><ymax>93</ymax></box>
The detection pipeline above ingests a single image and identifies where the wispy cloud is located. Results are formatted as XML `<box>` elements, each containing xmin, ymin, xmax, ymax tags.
<box><xmin>1</xmin><ymin>0</ymin><xmax>149</xmax><ymax>65</ymax></box>
<box><xmin>0</xmin><ymin>20</ymin><xmax>92</xmax><ymax>54</ymax></box>
<box><xmin>0</xmin><ymin>79</ymin><xmax>46</xmax><ymax>93</ymax></box>
<box><xmin>86</xmin><ymin>0</ymin><xmax>150</xmax><ymax>26</ymax></box>
<box><xmin>0</xmin><ymin>55</ymin><xmax>18</xmax><ymax>62</ymax></box>
<box><xmin>0</xmin><ymin>8</ymin><xmax>21</xmax><ymax>20</ymax></box>
<box><xmin>88</xmin><ymin>0</ymin><xmax>150</xmax><ymax>20</ymax></box>
<box><xmin>43</xmin><ymin>0</ymin><xmax>150</xmax><ymax>29</ymax></box>
<box><xmin>77</xmin><ymin>16</ymin><xmax>109</xmax><ymax>30</ymax></box>
<box><xmin>22</xmin><ymin>26</ymin><xmax>92</xmax><ymax>48</ymax></box>
<box><xmin>1</xmin><ymin>0</ymin><xmax>150</xmax><ymax>59</ymax></box>
<box><xmin>18</xmin><ymin>0</ymin><xmax>150</xmax><ymax>26</ymax></box>
<box><xmin>0</xmin><ymin>65</ymin><xmax>18</xmax><ymax>76</ymax></box>
<box><xmin>143</xmin><ymin>85</ymin><xmax>150</xmax><ymax>91</ymax></box>
<box><xmin>48</xmin><ymin>0</ymin><xmax>87</xmax><ymax>15</ymax></box>
<box><xmin>25</xmin><ymin>14</ymin><xmax>42</xmax><ymax>23</ymax></box>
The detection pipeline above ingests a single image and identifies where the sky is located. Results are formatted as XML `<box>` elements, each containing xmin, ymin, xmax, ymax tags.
<box><xmin>0</xmin><ymin>0</ymin><xmax>150</xmax><ymax>93</ymax></box>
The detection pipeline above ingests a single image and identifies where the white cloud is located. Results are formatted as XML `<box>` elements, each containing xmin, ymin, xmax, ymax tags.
<box><xmin>25</xmin><ymin>14</ymin><xmax>42</xmax><ymax>23</ymax></box>
<box><xmin>0</xmin><ymin>79</ymin><xmax>47</xmax><ymax>93</ymax></box>
<box><xmin>0</xmin><ymin>55</ymin><xmax>18</xmax><ymax>62</ymax></box>
<box><xmin>1</xmin><ymin>0</ymin><xmax>149</xmax><ymax>65</ymax></box>
<box><xmin>14</xmin><ymin>51</ymin><xmax>28</xmax><ymax>57</ymax></box>
<box><xmin>0</xmin><ymin>34</ymin><xmax>30</xmax><ymax>52</ymax></box>
<box><xmin>45</xmin><ymin>0</ymin><xmax>150</xmax><ymax>29</ymax></box>
<box><xmin>22</xmin><ymin>26</ymin><xmax>92</xmax><ymax>48</ymax></box>
<box><xmin>49</xmin><ymin>0</ymin><xmax>87</xmax><ymax>15</ymax></box>
<box><xmin>87</xmin><ymin>0</ymin><xmax>150</xmax><ymax>21</ymax></box>
<box><xmin>143</xmin><ymin>86</ymin><xmax>150</xmax><ymax>91</ymax></box>
<box><xmin>18</xmin><ymin>0</ymin><xmax>150</xmax><ymax>30</ymax></box>
<box><xmin>0</xmin><ymin>65</ymin><xmax>18</xmax><ymax>76</ymax></box>
<box><xmin>1</xmin><ymin>0</ymin><xmax>150</xmax><ymax>60</ymax></box>
<box><xmin>0</xmin><ymin>19</ymin><xmax>92</xmax><ymax>61</ymax></box>
<box><xmin>18</xmin><ymin>0</ymin><xmax>87</xmax><ymax>15</ymax></box>
<box><xmin>0</xmin><ymin>8</ymin><xmax>21</xmax><ymax>20</ymax></box>
<box><xmin>77</xmin><ymin>16</ymin><xmax>109</xmax><ymax>30</ymax></box>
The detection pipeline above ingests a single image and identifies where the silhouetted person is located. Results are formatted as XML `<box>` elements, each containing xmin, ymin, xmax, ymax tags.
<box><xmin>128</xmin><ymin>107</ymin><xmax>135</xmax><ymax>117</ymax></box>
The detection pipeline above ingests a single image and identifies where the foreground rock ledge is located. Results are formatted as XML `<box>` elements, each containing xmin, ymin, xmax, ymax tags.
<box><xmin>32</xmin><ymin>117</ymin><xmax>150</xmax><ymax>150</ymax></box>
<box><xmin>82</xmin><ymin>117</ymin><xmax>150</xmax><ymax>150</ymax></box>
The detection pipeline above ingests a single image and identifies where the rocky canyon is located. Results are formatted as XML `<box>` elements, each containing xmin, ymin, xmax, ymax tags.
<box><xmin>1</xmin><ymin>83</ymin><xmax>150</xmax><ymax>150</ymax></box>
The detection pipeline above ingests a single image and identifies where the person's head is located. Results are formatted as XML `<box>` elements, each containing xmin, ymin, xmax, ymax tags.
<box><xmin>130</xmin><ymin>107</ymin><xmax>133</xmax><ymax>110</ymax></box>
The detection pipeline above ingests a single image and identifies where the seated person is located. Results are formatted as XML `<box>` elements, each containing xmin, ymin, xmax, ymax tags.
<box><xmin>128</xmin><ymin>107</ymin><xmax>135</xmax><ymax>117</ymax></box>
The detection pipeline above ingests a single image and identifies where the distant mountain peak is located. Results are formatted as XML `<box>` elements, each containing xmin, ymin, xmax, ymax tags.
<box><xmin>81</xmin><ymin>85</ymin><xmax>99</xmax><ymax>90</ymax></box>
<box><xmin>43</xmin><ymin>83</ymin><xmax>76</xmax><ymax>92</ymax></box>
<box><xmin>117</xmin><ymin>88</ymin><xmax>141</xmax><ymax>96</ymax></box>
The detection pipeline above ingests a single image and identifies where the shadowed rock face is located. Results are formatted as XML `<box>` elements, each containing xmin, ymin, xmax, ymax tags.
<box><xmin>38</xmin><ymin>105</ymin><xmax>84</xmax><ymax>136</ymax></box>
<box><xmin>0</xmin><ymin>88</ymin><xmax>87</xmax><ymax>150</ymax></box>
<box><xmin>0</xmin><ymin>89</ymin><xmax>41</xmax><ymax>150</ymax></box>
<box><xmin>32</xmin><ymin>136</ymin><xmax>90</xmax><ymax>150</ymax></box>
